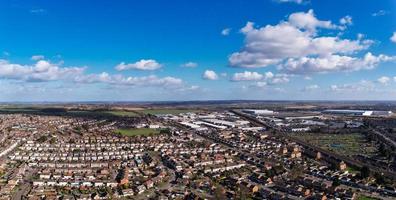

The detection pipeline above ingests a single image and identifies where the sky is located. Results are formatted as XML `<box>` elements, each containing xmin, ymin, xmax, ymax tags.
<box><xmin>0</xmin><ymin>0</ymin><xmax>396</xmax><ymax>102</ymax></box>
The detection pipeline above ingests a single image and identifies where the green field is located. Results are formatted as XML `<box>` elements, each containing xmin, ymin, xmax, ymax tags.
<box><xmin>357</xmin><ymin>195</ymin><xmax>379</xmax><ymax>200</ymax></box>
<box><xmin>140</xmin><ymin>109</ymin><xmax>199</xmax><ymax>115</ymax></box>
<box><xmin>103</xmin><ymin>111</ymin><xmax>139</xmax><ymax>117</ymax></box>
<box><xmin>0</xmin><ymin>107</ymin><xmax>41</xmax><ymax>113</ymax></box>
<box><xmin>114</xmin><ymin>128</ymin><xmax>161</xmax><ymax>136</ymax></box>
<box><xmin>295</xmin><ymin>133</ymin><xmax>377</xmax><ymax>156</ymax></box>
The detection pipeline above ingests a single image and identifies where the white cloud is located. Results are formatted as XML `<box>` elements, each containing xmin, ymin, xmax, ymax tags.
<box><xmin>221</xmin><ymin>28</ymin><xmax>231</xmax><ymax>36</ymax></box>
<box><xmin>254</xmin><ymin>81</ymin><xmax>267</xmax><ymax>88</ymax></box>
<box><xmin>230</xmin><ymin>71</ymin><xmax>290</xmax><ymax>87</ymax></box>
<box><xmin>340</xmin><ymin>15</ymin><xmax>353</xmax><ymax>26</ymax></box>
<box><xmin>181</xmin><ymin>62</ymin><xmax>198</xmax><ymax>68</ymax></box>
<box><xmin>270</xmin><ymin>73</ymin><xmax>290</xmax><ymax>84</ymax></box>
<box><xmin>377</xmin><ymin>76</ymin><xmax>390</xmax><ymax>85</ymax></box>
<box><xmin>75</xmin><ymin>73</ymin><xmax>183</xmax><ymax>88</ymax></box>
<box><xmin>30</xmin><ymin>8</ymin><xmax>46</xmax><ymax>14</ymax></box>
<box><xmin>230</xmin><ymin>71</ymin><xmax>288</xmax><ymax>85</ymax></box>
<box><xmin>202</xmin><ymin>70</ymin><xmax>218</xmax><ymax>80</ymax></box>
<box><xmin>275</xmin><ymin>0</ymin><xmax>307</xmax><ymax>4</ymax></box>
<box><xmin>391</xmin><ymin>32</ymin><xmax>396</xmax><ymax>43</ymax></box>
<box><xmin>304</xmin><ymin>84</ymin><xmax>319</xmax><ymax>91</ymax></box>
<box><xmin>115</xmin><ymin>59</ymin><xmax>162</xmax><ymax>71</ymax></box>
<box><xmin>0</xmin><ymin>59</ymin><xmax>186</xmax><ymax>90</ymax></box>
<box><xmin>280</xmin><ymin>53</ymin><xmax>396</xmax><ymax>74</ymax></box>
<box><xmin>31</xmin><ymin>55</ymin><xmax>45</xmax><ymax>61</ymax></box>
<box><xmin>372</xmin><ymin>10</ymin><xmax>389</xmax><ymax>17</ymax></box>
<box><xmin>330</xmin><ymin>80</ymin><xmax>375</xmax><ymax>92</ymax></box>
<box><xmin>264</xmin><ymin>72</ymin><xmax>274</xmax><ymax>79</ymax></box>
<box><xmin>0</xmin><ymin>59</ymin><xmax>85</xmax><ymax>82</ymax></box>
<box><xmin>248</xmin><ymin>82</ymin><xmax>287</xmax><ymax>93</ymax></box>
<box><xmin>229</xmin><ymin>10</ymin><xmax>373</xmax><ymax>69</ymax></box>
<box><xmin>174</xmin><ymin>85</ymin><xmax>200</xmax><ymax>92</ymax></box>
<box><xmin>288</xmin><ymin>10</ymin><xmax>337</xmax><ymax>33</ymax></box>
<box><xmin>231</xmin><ymin>71</ymin><xmax>263</xmax><ymax>81</ymax></box>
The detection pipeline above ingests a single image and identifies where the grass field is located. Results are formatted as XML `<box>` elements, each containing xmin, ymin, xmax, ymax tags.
<box><xmin>357</xmin><ymin>195</ymin><xmax>379</xmax><ymax>200</ymax></box>
<box><xmin>114</xmin><ymin>128</ymin><xmax>161</xmax><ymax>136</ymax></box>
<box><xmin>103</xmin><ymin>111</ymin><xmax>139</xmax><ymax>117</ymax></box>
<box><xmin>140</xmin><ymin>109</ymin><xmax>199</xmax><ymax>115</ymax></box>
<box><xmin>0</xmin><ymin>107</ymin><xmax>41</xmax><ymax>113</ymax></box>
<box><xmin>295</xmin><ymin>133</ymin><xmax>377</xmax><ymax>156</ymax></box>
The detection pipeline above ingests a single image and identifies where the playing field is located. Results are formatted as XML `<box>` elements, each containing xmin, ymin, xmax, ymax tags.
<box><xmin>140</xmin><ymin>109</ymin><xmax>199</xmax><ymax>115</ymax></box>
<box><xmin>295</xmin><ymin>133</ymin><xmax>377</xmax><ymax>156</ymax></box>
<box><xmin>114</xmin><ymin>128</ymin><xmax>160</xmax><ymax>136</ymax></box>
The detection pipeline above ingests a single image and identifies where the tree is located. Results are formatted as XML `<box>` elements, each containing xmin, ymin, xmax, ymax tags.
<box><xmin>360</xmin><ymin>166</ymin><xmax>370</xmax><ymax>179</ymax></box>
<box><xmin>36</xmin><ymin>135</ymin><xmax>48</xmax><ymax>143</ymax></box>
<box><xmin>236</xmin><ymin>184</ymin><xmax>250</xmax><ymax>200</ymax></box>
<box><xmin>214</xmin><ymin>184</ymin><xmax>226</xmax><ymax>200</ymax></box>
<box><xmin>289</xmin><ymin>164</ymin><xmax>304</xmax><ymax>180</ymax></box>
<box><xmin>332</xmin><ymin>179</ymin><xmax>340</xmax><ymax>187</ymax></box>
<box><xmin>160</xmin><ymin>128</ymin><xmax>171</xmax><ymax>134</ymax></box>
<box><xmin>374</xmin><ymin>173</ymin><xmax>386</xmax><ymax>185</ymax></box>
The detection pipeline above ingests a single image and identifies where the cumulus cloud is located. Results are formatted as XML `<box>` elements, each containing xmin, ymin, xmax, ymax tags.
<box><xmin>221</xmin><ymin>28</ymin><xmax>231</xmax><ymax>36</ymax></box>
<box><xmin>181</xmin><ymin>62</ymin><xmax>198</xmax><ymax>68</ymax></box>
<box><xmin>115</xmin><ymin>59</ymin><xmax>162</xmax><ymax>71</ymax></box>
<box><xmin>231</xmin><ymin>71</ymin><xmax>289</xmax><ymax>86</ymax></box>
<box><xmin>377</xmin><ymin>76</ymin><xmax>390</xmax><ymax>85</ymax></box>
<box><xmin>202</xmin><ymin>70</ymin><xmax>218</xmax><ymax>80</ymax></box>
<box><xmin>280</xmin><ymin>53</ymin><xmax>396</xmax><ymax>74</ymax></box>
<box><xmin>75</xmin><ymin>73</ymin><xmax>183</xmax><ymax>88</ymax></box>
<box><xmin>391</xmin><ymin>32</ymin><xmax>396</xmax><ymax>43</ymax></box>
<box><xmin>231</xmin><ymin>71</ymin><xmax>263</xmax><ymax>81</ymax></box>
<box><xmin>372</xmin><ymin>10</ymin><xmax>389</xmax><ymax>17</ymax></box>
<box><xmin>0</xmin><ymin>59</ymin><xmax>85</xmax><ymax>82</ymax></box>
<box><xmin>31</xmin><ymin>55</ymin><xmax>45</xmax><ymax>61</ymax></box>
<box><xmin>264</xmin><ymin>72</ymin><xmax>275</xmax><ymax>79</ymax></box>
<box><xmin>229</xmin><ymin>10</ymin><xmax>373</xmax><ymax>70</ymax></box>
<box><xmin>0</xmin><ymin>59</ymin><xmax>186</xmax><ymax>90</ymax></box>
<box><xmin>270</xmin><ymin>73</ymin><xmax>290</xmax><ymax>84</ymax></box>
<box><xmin>340</xmin><ymin>15</ymin><xmax>353</xmax><ymax>26</ymax></box>
<box><xmin>288</xmin><ymin>10</ymin><xmax>338</xmax><ymax>33</ymax></box>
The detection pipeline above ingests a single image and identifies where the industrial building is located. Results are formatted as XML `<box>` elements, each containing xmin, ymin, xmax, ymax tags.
<box><xmin>242</xmin><ymin>109</ymin><xmax>275</xmax><ymax>115</ymax></box>
<box><xmin>323</xmin><ymin>109</ymin><xmax>393</xmax><ymax>116</ymax></box>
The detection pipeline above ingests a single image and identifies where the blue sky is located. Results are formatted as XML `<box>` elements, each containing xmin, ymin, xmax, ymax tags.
<box><xmin>0</xmin><ymin>0</ymin><xmax>395</xmax><ymax>101</ymax></box>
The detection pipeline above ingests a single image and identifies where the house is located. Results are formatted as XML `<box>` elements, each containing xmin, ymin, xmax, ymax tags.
<box><xmin>136</xmin><ymin>185</ymin><xmax>146</xmax><ymax>194</ymax></box>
